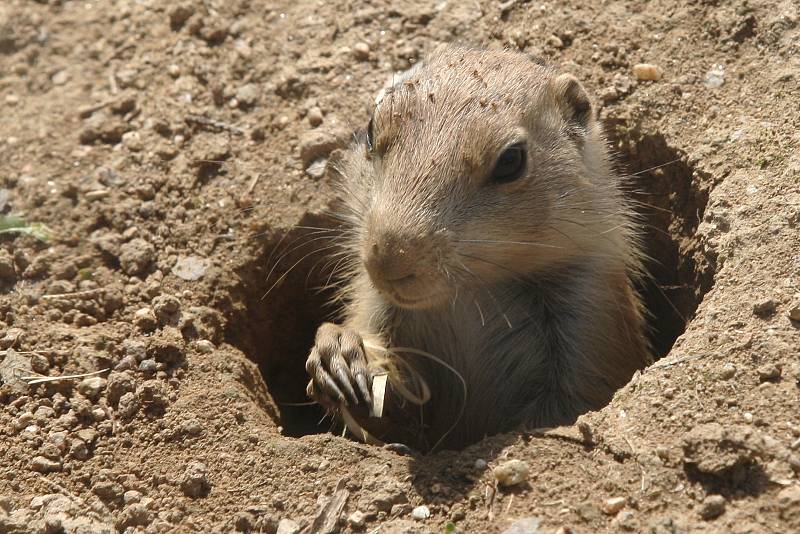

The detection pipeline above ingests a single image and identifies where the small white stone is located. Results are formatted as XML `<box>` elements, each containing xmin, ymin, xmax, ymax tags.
<box><xmin>705</xmin><ymin>65</ymin><xmax>725</xmax><ymax>88</ymax></box>
<box><xmin>411</xmin><ymin>505</ymin><xmax>430</xmax><ymax>520</ymax></box>
<box><xmin>474</xmin><ymin>458</ymin><xmax>487</xmax><ymax>470</ymax></box>
<box><xmin>347</xmin><ymin>510</ymin><xmax>366</xmax><ymax>527</ymax></box>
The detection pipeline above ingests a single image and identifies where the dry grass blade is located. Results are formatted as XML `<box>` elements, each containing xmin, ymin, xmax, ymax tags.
<box><xmin>21</xmin><ymin>368</ymin><xmax>110</xmax><ymax>385</ymax></box>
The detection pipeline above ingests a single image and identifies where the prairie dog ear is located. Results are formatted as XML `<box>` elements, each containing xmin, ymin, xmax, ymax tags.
<box><xmin>551</xmin><ymin>73</ymin><xmax>593</xmax><ymax>134</ymax></box>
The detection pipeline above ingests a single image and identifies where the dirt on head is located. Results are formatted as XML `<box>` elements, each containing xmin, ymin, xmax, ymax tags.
<box><xmin>1</xmin><ymin>1</ymin><xmax>798</xmax><ymax>533</ymax></box>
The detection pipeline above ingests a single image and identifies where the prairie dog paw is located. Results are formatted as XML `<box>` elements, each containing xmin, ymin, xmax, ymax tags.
<box><xmin>305</xmin><ymin>323</ymin><xmax>373</xmax><ymax>410</ymax></box>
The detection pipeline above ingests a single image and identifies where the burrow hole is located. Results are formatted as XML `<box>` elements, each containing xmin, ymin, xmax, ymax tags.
<box><xmin>227</xmin><ymin>121</ymin><xmax>717</xmax><ymax>439</ymax></box>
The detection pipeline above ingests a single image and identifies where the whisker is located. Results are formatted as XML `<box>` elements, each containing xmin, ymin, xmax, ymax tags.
<box><xmin>264</xmin><ymin>234</ymin><xmax>341</xmax><ymax>290</ymax></box>
<box><xmin>456</xmin><ymin>239</ymin><xmax>564</xmax><ymax>250</ymax></box>
<box><xmin>261</xmin><ymin>243</ymin><xmax>342</xmax><ymax>301</ymax></box>
<box><xmin>455</xmin><ymin>261</ymin><xmax>512</xmax><ymax>329</ymax></box>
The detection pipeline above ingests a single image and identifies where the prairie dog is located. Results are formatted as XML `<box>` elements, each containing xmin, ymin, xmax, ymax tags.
<box><xmin>305</xmin><ymin>45</ymin><xmax>651</xmax><ymax>451</ymax></box>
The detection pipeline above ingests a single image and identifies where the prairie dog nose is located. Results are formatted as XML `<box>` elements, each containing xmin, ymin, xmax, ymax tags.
<box><xmin>364</xmin><ymin>232</ymin><xmax>419</xmax><ymax>284</ymax></box>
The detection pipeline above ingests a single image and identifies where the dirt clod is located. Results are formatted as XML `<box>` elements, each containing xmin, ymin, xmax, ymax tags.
<box><xmin>757</xmin><ymin>364</ymin><xmax>781</xmax><ymax>382</ymax></box>
<box><xmin>753</xmin><ymin>298</ymin><xmax>779</xmax><ymax>317</ymax></box>
<box><xmin>180</xmin><ymin>461</ymin><xmax>210</xmax><ymax>498</ymax></box>
<box><xmin>682</xmin><ymin>424</ymin><xmax>764</xmax><ymax>480</ymax></box>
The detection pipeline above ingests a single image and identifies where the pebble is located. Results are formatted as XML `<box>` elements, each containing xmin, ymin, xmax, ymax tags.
<box><xmin>753</xmin><ymin>298</ymin><xmax>778</xmax><ymax>317</ymax></box>
<box><xmin>705</xmin><ymin>65</ymin><xmax>725</xmax><ymax>87</ymax></box>
<box><xmin>307</xmin><ymin>106</ymin><xmax>324</xmax><ymax>127</ymax></box>
<box><xmin>51</xmin><ymin>70</ymin><xmax>70</xmax><ymax>85</ymax></box>
<box><xmin>139</xmin><ymin>359</ymin><xmax>157</xmax><ymax>373</ymax></box>
<box><xmin>30</xmin><ymin>456</ymin><xmax>62</xmax><ymax>473</ymax></box>
<box><xmin>699</xmin><ymin>494</ymin><xmax>726</xmax><ymax>519</ymax></box>
<box><xmin>117</xmin><ymin>392</ymin><xmax>139</xmax><ymax>419</ymax></box>
<box><xmin>119</xmin><ymin>238</ymin><xmax>155</xmax><ymax>276</ymax></box>
<box><xmin>276</xmin><ymin>518</ymin><xmax>301</xmax><ymax>534</ymax></box>
<box><xmin>305</xmin><ymin>158</ymin><xmax>327</xmax><ymax>179</ymax></box>
<box><xmin>502</xmin><ymin>517</ymin><xmax>541</xmax><ymax>533</ymax></box>
<box><xmin>68</xmin><ymin>437</ymin><xmax>89</xmax><ymax>460</ymax></box>
<box><xmin>152</xmin><ymin>294</ymin><xmax>181</xmax><ymax>320</ymax></box>
<box><xmin>134</xmin><ymin>307</ymin><xmax>157</xmax><ymax>332</ymax></box>
<box><xmin>474</xmin><ymin>458</ymin><xmax>487</xmax><ymax>470</ymax></box>
<box><xmin>632</xmin><ymin>63</ymin><xmax>663</xmax><ymax>81</ymax></box>
<box><xmin>167</xmin><ymin>64</ymin><xmax>181</xmax><ymax>78</ymax></box>
<box><xmin>493</xmin><ymin>459</ymin><xmax>529</xmax><ymax>487</ymax></box>
<box><xmin>353</xmin><ymin>41</ymin><xmax>371</xmax><ymax>60</ymax></box>
<box><xmin>5</xmin><ymin>94</ymin><xmax>19</xmax><ymax>105</ymax></box>
<box><xmin>235</xmin><ymin>83</ymin><xmax>260</xmax><ymax>108</ymax></box>
<box><xmin>787</xmin><ymin>304</ymin><xmax>800</xmax><ymax>322</ymax></box>
<box><xmin>106</xmin><ymin>372</ymin><xmax>136</xmax><ymax>406</ymax></box>
<box><xmin>122</xmin><ymin>131</ymin><xmax>143</xmax><ymax>152</ymax></box>
<box><xmin>172</xmin><ymin>255</ymin><xmax>208</xmax><ymax>281</ymax></box>
<box><xmin>195</xmin><ymin>340</ymin><xmax>215</xmax><ymax>354</ymax></box>
<box><xmin>123</xmin><ymin>490</ymin><xmax>142</xmax><ymax>505</ymax></box>
<box><xmin>298</xmin><ymin>128</ymin><xmax>346</xmax><ymax>166</ymax></box>
<box><xmin>758</xmin><ymin>364</ymin><xmax>781</xmax><ymax>382</ymax></box>
<box><xmin>180</xmin><ymin>462</ymin><xmax>210</xmax><ymax>498</ymax></box>
<box><xmin>411</xmin><ymin>505</ymin><xmax>430</xmax><ymax>520</ymax></box>
<box><xmin>33</xmin><ymin>406</ymin><xmax>55</xmax><ymax>420</ymax></box>
<box><xmin>77</xmin><ymin>377</ymin><xmax>107</xmax><ymax>400</ymax></box>
<box><xmin>600</xmin><ymin>86</ymin><xmax>619</xmax><ymax>103</ymax></box>
<box><xmin>168</xmin><ymin>4</ymin><xmax>194</xmax><ymax>29</ymax></box>
<box><xmin>719</xmin><ymin>362</ymin><xmax>736</xmax><ymax>380</ymax></box>
<box><xmin>601</xmin><ymin>497</ymin><xmax>626</xmax><ymax>515</ymax></box>
<box><xmin>139</xmin><ymin>380</ymin><xmax>168</xmax><ymax>407</ymax></box>
<box><xmin>546</xmin><ymin>35</ymin><xmax>564</xmax><ymax>49</ymax></box>
<box><xmin>347</xmin><ymin>510</ymin><xmax>366</xmax><ymax>528</ymax></box>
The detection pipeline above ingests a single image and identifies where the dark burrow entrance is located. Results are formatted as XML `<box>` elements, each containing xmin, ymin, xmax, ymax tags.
<box><xmin>227</xmin><ymin>120</ymin><xmax>717</xmax><ymax>443</ymax></box>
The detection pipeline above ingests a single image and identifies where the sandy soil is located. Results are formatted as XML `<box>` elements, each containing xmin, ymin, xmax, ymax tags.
<box><xmin>1</xmin><ymin>0</ymin><xmax>798</xmax><ymax>532</ymax></box>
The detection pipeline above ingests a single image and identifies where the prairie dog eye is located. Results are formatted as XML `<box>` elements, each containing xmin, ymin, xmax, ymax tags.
<box><xmin>490</xmin><ymin>143</ymin><xmax>526</xmax><ymax>184</ymax></box>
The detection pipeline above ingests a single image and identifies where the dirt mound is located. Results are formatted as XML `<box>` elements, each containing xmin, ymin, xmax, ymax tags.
<box><xmin>1</xmin><ymin>0</ymin><xmax>798</xmax><ymax>532</ymax></box>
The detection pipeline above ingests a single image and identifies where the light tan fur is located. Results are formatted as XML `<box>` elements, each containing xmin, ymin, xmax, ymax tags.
<box><xmin>307</xmin><ymin>45</ymin><xmax>651</xmax><ymax>450</ymax></box>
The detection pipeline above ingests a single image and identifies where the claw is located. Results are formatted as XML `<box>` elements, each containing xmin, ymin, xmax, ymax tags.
<box><xmin>331</xmin><ymin>356</ymin><xmax>360</xmax><ymax>405</ymax></box>
<box><xmin>320</xmin><ymin>372</ymin><xmax>347</xmax><ymax>406</ymax></box>
<box><xmin>354</xmin><ymin>372</ymin><xmax>372</xmax><ymax>406</ymax></box>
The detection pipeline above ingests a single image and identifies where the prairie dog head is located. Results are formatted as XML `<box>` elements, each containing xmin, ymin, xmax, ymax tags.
<box><xmin>337</xmin><ymin>46</ymin><xmax>626</xmax><ymax>310</ymax></box>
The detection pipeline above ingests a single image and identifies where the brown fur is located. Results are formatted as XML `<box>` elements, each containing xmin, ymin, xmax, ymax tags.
<box><xmin>310</xmin><ymin>45</ymin><xmax>651</xmax><ymax>450</ymax></box>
